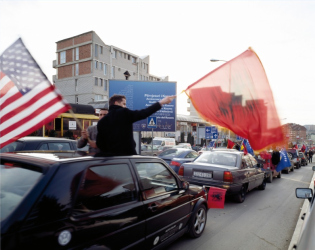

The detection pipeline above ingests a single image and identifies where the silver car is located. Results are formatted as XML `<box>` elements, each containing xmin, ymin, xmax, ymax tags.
<box><xmin>179</xmin><ymin>149</ymin><xmax>266</xmax><ymax>203</ymax></box>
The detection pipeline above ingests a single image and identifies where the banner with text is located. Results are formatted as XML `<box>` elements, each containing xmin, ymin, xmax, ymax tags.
<box><xmin>109</xmin><ymin>80</ymin><xmax>176</xmax><ymax>132</ymax></box>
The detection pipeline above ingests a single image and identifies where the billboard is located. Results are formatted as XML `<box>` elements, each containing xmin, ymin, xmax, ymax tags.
<box><xmin>109</xmin><ymin>80</ymin><xmax>176</xmax><ymax>132</ymax></box>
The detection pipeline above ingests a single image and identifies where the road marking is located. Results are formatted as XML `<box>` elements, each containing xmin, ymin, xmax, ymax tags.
<box><xmin>280</xmin><ymin>177</ymin><xmax>310</xmax><ymax>184</ymax></box>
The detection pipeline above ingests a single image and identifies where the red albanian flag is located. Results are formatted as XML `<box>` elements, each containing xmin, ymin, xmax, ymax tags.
<box><xmin>227</xmin><ymin>139</ymin><xmax>235</xmax><ymax>149</ymax></box>
<box><xmin>185</xmin><ymin>48</ymin><xmax>285</xmax><ymax>151</ymax></box>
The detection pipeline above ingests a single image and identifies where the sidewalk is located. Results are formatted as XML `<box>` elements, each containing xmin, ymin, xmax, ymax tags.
<box><xmin>288</xmin><ymin>161</ymin><xmax>315</xmax><ymax>250</ymax></box>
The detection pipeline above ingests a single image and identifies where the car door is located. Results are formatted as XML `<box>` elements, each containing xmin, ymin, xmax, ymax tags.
<box><xmin>132</xmin><ymin>159</ymin><xmax>191</xmax><ymax>249</ymax></box>
<box><xmin>70</xmin><ymin>159</ymin><xmax>146</xmax><ymax>249</ymax></box>
<box><xmin>242</xmin><ymin>155</ymin><xmax>257</xmax><ymax>190</ymax></box>
<box><xmin>247</xmin><ymin>154</ymin><xmax>265</xmax><ymax>187</ymax></box>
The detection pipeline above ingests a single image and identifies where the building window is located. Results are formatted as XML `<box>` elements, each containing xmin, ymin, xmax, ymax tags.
<box><xmin>99</xmin><ymin>62</ymin><xmax>102</xmax><ymax>70</ymax></box>
<box><xmin>124</xmin><ymin>53</ymin><xmax>127</xmax><ymax>59</ymax></box>
<box><xmin>100</xmin><ymin>46</ymin><xmax>103</xmax><ymax>54</ymax></box>
<box><xmin>75</xmin><ymin>79</ymin><xmax>78</xmax><ymax>91</ymax></box>
<box><xmin>104</xmin><ymin>80</ymin><xmax>108</xmax><ymax>91</ymax></box>
<box><xmin>95</xmin><ymin>60</ymin><xmax>98</xmax><ymax>69</ymax></box>
<box><xmin>95</xmin><ymin>44</ymin><xmax>98</xmax><ymax>57</ymax></box>
<box><xmin>111</xmin><ymin>66</ymin><xmax>115</xmax><ymax>78</ymax></box>
<box><xmin>132</xmin><ymin>57</ymin><xmax>136</xmax><ymax>63</ymax></box>
<box><xmin>100</xmin><ymin>79</ymin><xmax>103</xmax><ymax>87</ymax></box>
<box><xmin>112</xmin><ymin>50</ymin><xmax>116</xmax><ymax>58</ymax></box>
<box><xmin>75</xmin><ymin>95</ymin><xmax>78</xmax><ymax>104</ymax></box>
<box><xmin>94</xmin><ymin>94</ymin><xmax>103</xmax><ymax>101</ymax></box>
<box><xmin>95</xmin><ymin>77</ymin><xmax>98</xmax><ymax>86</ymax></box>
<box><xmin>143</xmin><ymin>63</ymin><xmax>145</xmax><ymax>69</ymax></box>
<box><xmin>75</xmin><ymin>64</ymin><xmax>79</xmax><ymax>76</ymax></box>
<box><xmin>60</xmin><ymin>51</ymin><xmax>66</xmax><ymax>64</ymax></box>
<box><xmin>128</xmin><ymin>55</ymin><xmax>131</xmax><ymax>60</ymax></box>
<box><xmin>75</xmin><ymin>47</ymin><xmax>79</xmax><ymax>61</ymax></box>
<box><xmin>104</xmin><ymin>64</ymin><xmax>107</xmax><ymax>75</ymax></box>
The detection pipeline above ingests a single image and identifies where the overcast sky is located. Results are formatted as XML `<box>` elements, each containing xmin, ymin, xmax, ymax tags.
<box><xmin>1</xmin><ymin>0</ymin><xmax>314</xmax><ymax>126</ymax></box>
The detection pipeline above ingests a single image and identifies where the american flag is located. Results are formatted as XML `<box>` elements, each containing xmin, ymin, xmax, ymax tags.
<box><xmin>0</xmin><ymin>38</ymin><xmax>70</xmax><ymax>148</ymax></box>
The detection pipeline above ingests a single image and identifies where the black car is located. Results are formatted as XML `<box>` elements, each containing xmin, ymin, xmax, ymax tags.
<box><xmin>1</xmin><ymin>152</ymin><xmax>208</xmax><ymax>250</ymax></box>
<box><xmin>0</xmin><ymin>136</ymin><xmax>78</xmax><ymax>152</ymax></box>
<box><xmin>299</xmin><ymin>152</ymin><xmax>308</xmax><ymax>166</ymax></box>
<box><xmin>287</xmin><ymin>148</ymin><xmax>301</xmax><ymax>169</ymax></box>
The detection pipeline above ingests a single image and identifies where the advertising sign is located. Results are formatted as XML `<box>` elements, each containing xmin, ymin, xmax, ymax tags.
<box><xmin>109</xmin><ymin>80</ymin><xmax>176</xmax><ymax>132</ymax></box>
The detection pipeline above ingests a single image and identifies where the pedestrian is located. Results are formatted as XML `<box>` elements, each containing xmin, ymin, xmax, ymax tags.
<box><xmin>77</xmin><ymin>108</ymin><xmax>108</xmax><ymax>154</ymax></box>
<box><xmin>309</xmin><ymin>150</ymin><xmax>313</xmax><ymax>163</ymax></box>
<box><xmin>96</xmin><ymin>94</ymin><xmax>175</xmax><ymax>156</ymax></box>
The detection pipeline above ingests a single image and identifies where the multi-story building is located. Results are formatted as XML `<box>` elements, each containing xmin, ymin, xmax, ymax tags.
<box><xmin>282</xmin><ymin>123</ymin><xmax>307</xmax><ymax>145</ymax></box>
<box><xmin>53</xmin><ymin>31</ymin><xmax>168</xmax><ymax>105</ymax></box>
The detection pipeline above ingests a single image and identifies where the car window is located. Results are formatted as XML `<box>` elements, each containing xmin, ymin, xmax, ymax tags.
<box><xmin>159</xmin><ymin>149</ymin><xmax>181</xmax><ymax>157</ymax></box>
<box><xmin>0</xmin><ymin>141</ymin><xmax>23</xmax><ymax>152</ymax></box>
<box><xmin>185</xmin><ymin>151</ymin><xmax>199</xmax><ymax>158</ymax></box>
<box><xmin>38</xmin><ymin>144</ymin><xmax>49</xmax><ymax>150</ymax></box>
<box><xmin>195</xmin><ymin>152</ymin><xmax>237</xmax><ymax>167</ymax></box>
<box><xmin>73</xmin><ymin>164</ymin><xmax>137</xmax><ymax>213</ymax></box>
<box><xmin>136</xmin><ymin>162</ymin><xmax>178</xmax><ymax>199</ymax></box>
<box><xmin>47</xmin><ymin>142</ymin><xmax>71</xmax><ymax>151</ymax></box>
<box><xmin>0</xmin><ymin>163</ymin><xmax>42</xmax><ymax>221</ymax></box>
<box><xmin>243</xmin><ymin>156</ymin><xmax>254</xmax><ymax>168</ymax></box>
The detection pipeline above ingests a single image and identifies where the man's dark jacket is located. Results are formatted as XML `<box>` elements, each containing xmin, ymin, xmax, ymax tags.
<box><xmin>96</xmin><ymin>102</ymin><xmax>161</xmax><ymax>156</ymax></box>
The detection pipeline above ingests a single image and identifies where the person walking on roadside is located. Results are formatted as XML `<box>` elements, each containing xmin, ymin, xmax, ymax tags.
<box><xmin>96</xmin><ymin>94</ymin><xmax>175</xmax><ymax>157</ymax></box>
<box><xmin>309</xmin><ymin>150</ymin><xmax>313</xmax><ymax>163</ymax></box>
<box><xmin>77</xmin><ymin>108</ymin><xmax>108</xmax><ymax>154</ymax></box>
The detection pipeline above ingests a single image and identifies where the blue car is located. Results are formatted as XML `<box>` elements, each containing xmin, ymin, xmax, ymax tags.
<box><xmin>158</xmin><ymin>148</ymin><xmax>199</xmax><ymax>173</ymax></box>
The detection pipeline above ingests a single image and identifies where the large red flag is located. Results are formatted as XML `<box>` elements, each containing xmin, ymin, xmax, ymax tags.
<box><xmin>0</xmin><ymin>38</ymin><xmax>70</xmax><ymax>147</ymax></box>
<box><xmin>185</xmin><ymin>48</ymin><xmax>284</xmax><ymax>151</ymax></box>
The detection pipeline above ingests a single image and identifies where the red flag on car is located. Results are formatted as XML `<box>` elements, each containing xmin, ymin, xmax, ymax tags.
<box><xmin>0</xmin><ymin>38</ymin><xmax>70</xmax><ymax>147</ymax></box>
<box><xmin>227</xmin><ymin>139</ymin><xmax>235</xmax><ymax>149</ymax></box>
<box><xmin>207</xmin><ymin>186</ymin><xmax>227</xmax><ymax>209</ymax></box>
<box><xmin>184</xmin><ymin>48</ymin><xmax>285</xmax><ymax>151</ymax></box>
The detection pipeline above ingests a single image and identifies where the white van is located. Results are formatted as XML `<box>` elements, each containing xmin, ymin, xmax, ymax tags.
<box><xmin>153</xmin><ymin>137</ymin><xmax>176</xmax><ymax>148</ymax></box>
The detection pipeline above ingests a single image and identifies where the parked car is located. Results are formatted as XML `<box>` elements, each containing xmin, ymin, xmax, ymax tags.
<box><xmin>1</xmin><ymin>152</ymin><xmax>208</xmax><ymax>250</ymax></box>
<box><xmin>282</xmin><ymin>152</ymin><xmax>295</xmax><ymax>174</ymax></box>
<box><xmin>299</xmin><ymin>152</ymin><xmax>308</xmax><ymax>166</ymax></box>
<box><xmin>158</xmin><ymin>148</ymin><xmax>199</xmax><ymax>173</ymax></box>
<box><xmin>179</xmin><ymin>149</ymin><xmax>266</xmax><ymax>203</ymax></box>
<box><xmin>287</xmin><ymin>148</ymin><xmax>301</xmax><ymax>169</ymax></box>
<box><xmin>0</xmin><ymin>136</ymin><xmax>78</xmax><ymax>153</ymax></box>
<box><xmin>258</xmin><ymin>151</ymin><xmax>282</xmax><ymax>182</ymax></box>
<box><xmin>192</xmin><ymin>145</ymin><xmax>202</xmax><ymax>152</ymax></box>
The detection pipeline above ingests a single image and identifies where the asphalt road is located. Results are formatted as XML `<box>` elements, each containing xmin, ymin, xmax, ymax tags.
<box><xmin>166</xmin><ymin>162</ymin><xmax>315</xmax><ymax>250</ymax></box>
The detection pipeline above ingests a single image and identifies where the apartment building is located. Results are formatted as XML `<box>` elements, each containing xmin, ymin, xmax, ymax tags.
<box><xmin>53</xmin><ymin>31</ymin><xmax>168</xmax><ymax>105</ymax></box>
<box><xmin>282</xmin><ymin>123</ymin><xmax>307</xmax><ymax>144</ymax></box>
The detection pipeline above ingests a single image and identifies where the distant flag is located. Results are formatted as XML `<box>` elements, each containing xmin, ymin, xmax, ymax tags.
<box><xmin>293</xmin><ymin>144</ymin><xmax>298</xmax><ymax>149</ymax></box>
<box><xmin>227</xmin><ymin>139</ymin><xmax>235</xmax><ymax>149</ymax></box>
<box><xmin>276</xmin><ymin>149</ymin><xmax>292</xmax><ymax>172</ymax></box>
<box><xmin>244</xmin><ymin>139</ymin><xmax>254</xmax><ymax>156</ymax></box>
<box><xmin>184</xmin><ymin>48</ymin><xmax>285</xmax><ymax>151</ymax></box>
<box><xmin>241</xmin><ymin>141</ymin><xmax>248</xmax><ymax>155</ymax></box>
<box><xmin>0</xmin><ymin>38</ymin><xmax>70</xmax><ymax>148</ymax></box>
<box><xmin>301</xmin><ymin>144</ymin><xmax>306</xmax><ymax>152</ymax></box>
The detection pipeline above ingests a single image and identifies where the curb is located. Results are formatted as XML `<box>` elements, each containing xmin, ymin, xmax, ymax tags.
<box><xmin>288</xmin><ymin>163</ymin><xmax>315</xmax><ymax>250</ymax></box>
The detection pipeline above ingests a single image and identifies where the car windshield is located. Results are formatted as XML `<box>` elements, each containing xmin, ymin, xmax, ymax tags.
<box><xmin>0</xmin><ymin>163</ymin><xmax>42</xmax><ymax>221</ymax></box>
<box><xmin>159</xmin><ymin>148</ymin><xmax>183</xmax><ymax>157</ymax></box>
<box><xmin>195</xmin><ymin>152</ymin><xmax>237</xmax><ymax>167</ymax></box>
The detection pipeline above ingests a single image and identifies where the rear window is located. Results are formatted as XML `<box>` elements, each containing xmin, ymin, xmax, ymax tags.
<box><xmin>159</xmin><ymin>148</ymin><xmax>183</xmax><ymax>157</ymax></box>
<box><xmin>0</xmin><ymin>163</ymin><xmax>42</xmax><ymax>221</ymax></box>
<box><xmin>195</xmin><ymin>152</ymin><xmax>237</xmax><ymax>167</ymax></box>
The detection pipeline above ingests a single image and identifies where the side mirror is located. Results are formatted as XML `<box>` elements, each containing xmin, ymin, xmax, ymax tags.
<box><xmin>296</xmin><ymin>188</ymin><xmax>313</xmax><ymax>202</ymax></box>
<box><xmin>181</xmin><ymin>180</ymin><xmax>189</xmax><ymax>190</ymax></box>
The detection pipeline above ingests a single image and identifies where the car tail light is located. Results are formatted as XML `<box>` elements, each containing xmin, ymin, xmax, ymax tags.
<box><xmin>223</xmin><ymin>171</ymin><xmax>233</xmax><ymax>182</ymax></box>
<box><xmin>178</xmin><ymin>166</ymin><xmax>184</xmax><ymax>176</ymax></box>
<box><xmin>170</xmin><ymin>161</ymin><xmax>181</xmax><ymax>167</ymax></box>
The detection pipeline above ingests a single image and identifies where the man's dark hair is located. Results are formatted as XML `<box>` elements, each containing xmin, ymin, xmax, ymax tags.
<box><xmin>109</xmin><ymin>94</ymin><xmax>126</xmax><ymax>106</ymax></box>
<box><xmin>100</xmin><ymin>108</ymin><xmax>108</xmax><ymax>111</ymax></box>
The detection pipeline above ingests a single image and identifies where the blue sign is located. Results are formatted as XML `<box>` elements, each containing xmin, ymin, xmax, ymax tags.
<box><xmin>147</xmin><ymin>116</ymin><xmax>157</xmax><ymax>128</ymax></box>
<box><xmin>109</xmin><ymin>80</ymin><xmax>176</xmax><ymax>131</ymax></box>
<box><xmin>212</xmin><ymin>132</ymin><xmax>218</xmax><ymax>139</ymax></box>
<box><xmin>211</xmin><ymin>126</ymin><xmax>218</xmax><ymax>134</ymax></box>
<box><xmin>205</xmin><ymin>126</ymin><xmax>212</xmax><ymax>139</ymax></box>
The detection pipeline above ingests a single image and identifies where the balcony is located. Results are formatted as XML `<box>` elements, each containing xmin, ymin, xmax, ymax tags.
<box><xmin>53</xmin><ymin>60</ymin><xmax>57</xmax><ymax>68</ymax></box>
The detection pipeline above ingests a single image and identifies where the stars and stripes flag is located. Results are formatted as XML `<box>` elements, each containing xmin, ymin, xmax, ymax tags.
<box><xmin>0</xmin><ymin>38</ymin><xmax>70</xmax><ymax>148</ymax></box>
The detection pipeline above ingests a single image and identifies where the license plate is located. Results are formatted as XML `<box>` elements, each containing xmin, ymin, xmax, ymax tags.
<box><xmin>193</xmin><ymin>171</ymin><xmax>212</xmax><ymax>178</ymax></box>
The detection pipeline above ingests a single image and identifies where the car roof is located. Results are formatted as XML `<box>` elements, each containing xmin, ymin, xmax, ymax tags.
<box><xmin>202</xmin><ymin>148</ymin><xmax>243</xmax><ymax>155</ymax></box>
<box><xmin>0</xmin><ymin>152</ymin><xmax>161</xmax><ymax>164</ymax></box>
<box><xmin>16</xmin><ymin>136</ymin><xmax>76</xmax><ymax>142</ymax></box>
